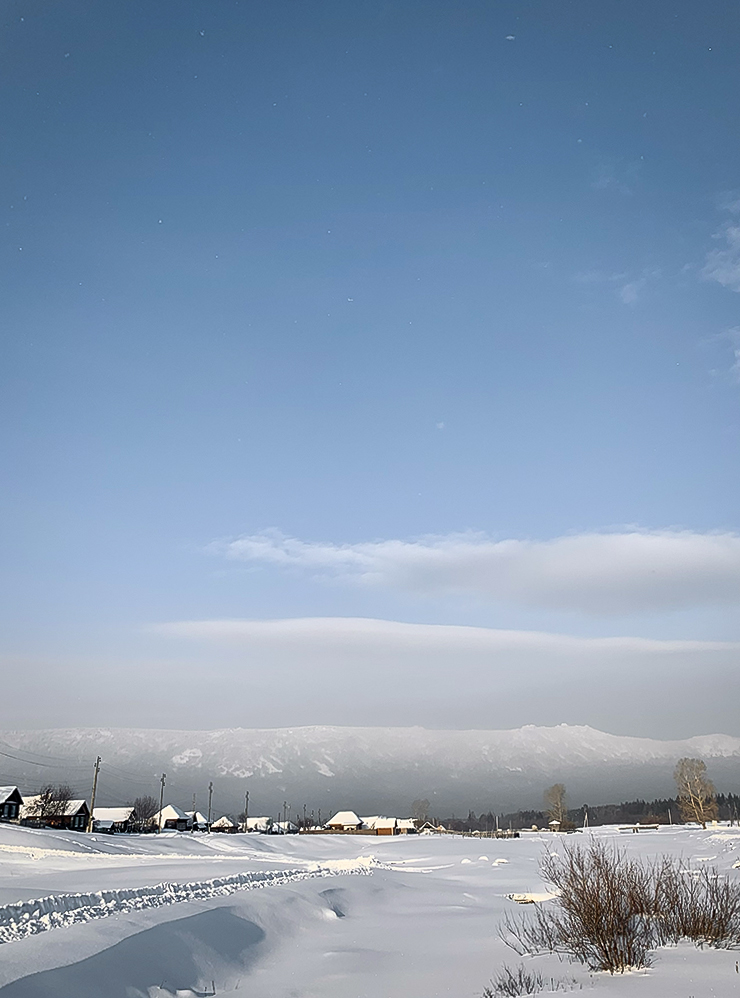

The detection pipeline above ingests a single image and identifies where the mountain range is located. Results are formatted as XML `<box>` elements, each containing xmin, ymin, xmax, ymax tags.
<box><xmin>1</xmin><ymin>724</ymin><xmax>738</xmax><ymax>818</ymax></box>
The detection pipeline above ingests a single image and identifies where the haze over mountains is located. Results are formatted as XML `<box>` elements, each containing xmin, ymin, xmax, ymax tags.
<box><xmin>2</xmin><ymin>724</ymin><xmax>738</xmax><ymax>818</ymax></box>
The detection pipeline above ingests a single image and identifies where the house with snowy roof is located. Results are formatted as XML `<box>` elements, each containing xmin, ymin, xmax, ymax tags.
<box><xmin>186</xmin><ymin>810</ymin><xmax>209</xmax><ymax>831</ymax></box>
<box><xmin>92</xmin><ymin>806</ymin><xmax>136</xmax><ymax>833</ymax></box>
<box><xmin>20</xmin><ymin>796</ymin><xmax>89</xmax><ymax>831</ymax></box>
<box><xmin>245</xmin><ymin>816</ymin><xmax>273</xmax><ymax>833</ymax></box>
<box><xmin>274</xmin><ymin>819</ymin><xmax>299</xmax><ymax>834</ymax></box>
<box><xmin>153</xmin><ymin>804</ymin><xmax>191</xmax><ymax>831</ymax></box>
<box><xmin>211</xmin><ymin>815</ymin><xmax>237</xmax><ymax>832</ymax></box>
<box><xmin>326</xmin><ymin>810</ymin><xmax>363</xmax><ymax>831</ymax></box>
<box><xmin>0</xmin><ymin>787</ymin><xmax>23</xmax><ymax>822</ymax></box>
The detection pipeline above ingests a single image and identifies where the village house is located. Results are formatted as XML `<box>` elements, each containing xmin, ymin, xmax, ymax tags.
<box><xmin>273</xmin><ymin>819</ymin><xmax>299</xmax><ymax>834</ymax></box>
<box><xmin>153</xmin><ymin>804</ymin><xmax>191</xmax><ymax>831</ymax></box>
<box><xmin>211</xmin><ymin>815</ymin><xmax>237</xmax><ymax>833</ymax></box>
<box><xmin>326</xmin><ymin>810</ymin><xmax>363</xmax><ymax>831</ymax></box>
<box><xmin>186</xmin><ymin>810</ymin><xmax>209</xmax><ymax>831</ymax></box>
<box><xmin>20</xmin><ymin>796</ymin><xmax>90</xmax><ymax>831</ymax></box>
<box><xmin>372</xmin><ymin>817</ymin><xmax>397</xmax><ymax>835</ymax></box>
<box><xmin>0</xmin><ymin>787</ymin><xmax>23</xmax><ymax>822</ymax></box>
<box><xmin>92</xmin><ymin>806</ymin><xmax>136</xmax><ymax>833</ymax></box>
<box><xmin>244</xmin><ymin>816</ymin><xmax>273</xmax><ymax>833</ymax></box>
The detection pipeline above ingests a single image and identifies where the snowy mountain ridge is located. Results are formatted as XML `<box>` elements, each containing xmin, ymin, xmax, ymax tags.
<box><xmin>2</xmin><ymin>724</ymin><xmax>737</xmax><ymax>813</ymax></box>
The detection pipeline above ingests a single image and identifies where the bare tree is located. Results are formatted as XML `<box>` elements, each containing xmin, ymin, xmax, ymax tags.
<box><xmin>411</xmin><ymin>798</ymin><xmax>430</xmax><ymax>824</ymax></box>
<box><xmin>27</xmin><ymin>784</ymin><xmax>73</xmax><ymax>821</ymax></box>
<box><xmin>674</xmin><ymin>758</ymin><xmax>718</xmax><ymax>829</ymax></box>
<box><xmin>544</xmin><ymin>783</ymin><xmax>568</xmax><ymax>828</ymax></box>
<box><xmin>132</xmin><ymin>795</ymin><xmax>158</xmax><ymax>830</ymax></box>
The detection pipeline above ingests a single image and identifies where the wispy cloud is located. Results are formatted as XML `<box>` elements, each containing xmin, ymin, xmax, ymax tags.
<box><xmin>702</xmin><ymin>198</ymin><xmax>740</xmax><ymax>292</ymax></box>
<box><xmin>619</xmin><ymin>278</ymin><xmax>646</xmax><ymax>304</ymax></box>
<box><xmin>209</xmin><ymin>528</ymin><xmax>740</xmax><ymax>615</ymax></box>
<box><xmin>147</xmin><ymin>617</ymin><xmax>740</xmax><ymax>731</ymax></box>
<box><xmin>572</xmin><ymin>268</ymin><xmax>657</xmax><ymax>305</ymax></box>
<box><xmin>591</xmin><ymin>162</ymin><xmax>637</xmax><ymax>196</ymax></box>
<box><xmin>153</xmin><ymin>616</ymin><xmax>735</xmax><ymax>657</ymax></box>
<box><xmin>729</xmin><ymin>327</ymin><xmax>740</xmax><ymax>381</ymax></box>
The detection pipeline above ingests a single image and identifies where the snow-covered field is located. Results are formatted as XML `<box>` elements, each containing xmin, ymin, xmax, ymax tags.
<box><xmin>0</xmin><ymin>823</ymin><xmax>738</xmax><ymax>997</ymax></box>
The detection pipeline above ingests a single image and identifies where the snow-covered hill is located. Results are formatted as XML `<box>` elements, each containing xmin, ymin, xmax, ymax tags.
<box><xmin>1</xmin><ymin>724</ymin><xmax>738</xmax><ymax>816</ymax></box>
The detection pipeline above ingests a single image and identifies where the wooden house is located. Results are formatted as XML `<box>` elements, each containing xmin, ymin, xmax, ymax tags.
<box><xmin>0</xmin><ymin>787</ymin><xmax>23</xmax><ymax>822</ymax></box>
<box><xmin>20</xmin><ymin>796</ymin><xmax>89</xmax><ymax>831</ymax></box>
<box><xmin>92</xmin><ymin>806</ymin><xmax>136</xmax><ymax>833</ymax></box>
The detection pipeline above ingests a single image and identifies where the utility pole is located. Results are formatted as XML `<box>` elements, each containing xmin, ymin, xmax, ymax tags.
<box><xmin>207</xmin><ymin>781</ymin><xmax>213</xmax><ymax>832</ymax></box>
<box><xmin>318</xmin><ymin>808</ymin><xmax>321</xmax><ymax>828</ymax></box>
<box><xmin>86</xmin><ymin>756</ymin><xmax>101</xmax><ymax>832</ymax></box>
<box><xmin>191</xmin><ymin>793</ymin><xmax>196</xmax><ymax>833</ymax></box>
<box><xmin>157</xmin><ymin>773</ymin><xmax>166</xmax><ymax>832</ymax></box>
<box><xmin>583</xmin><ymin>805</ymin><xmax>589</xmax><ymax>829</ymax></box>
<box><xmin>303</xmin><ymin>803</ymin><xmax>307</xmax><ymax>830</ymax></box>
<box><xmin>243</xmin><ymin>790</ymin><xmax>249</xmax><ymax>833</ymax></box>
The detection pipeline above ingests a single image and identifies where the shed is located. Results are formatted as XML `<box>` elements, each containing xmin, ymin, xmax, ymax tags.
<box><xmin>374</xmin><ymin>817</ymin><xmax>397</xmax><ymax>835</ymax></box>
<box><xmin>326</xmin><ymin>810</ymin><xmax>363</xmax><ymax>831</ymax></box>
<box><xmin>397</xmin><ymin>819</ymin><xmax>417</xmax><ymax>834</ymax></box>
<box><xmin>0</xmin><ymin>787</ymin><xmax>23</xmax><ymax>822</ymax></box>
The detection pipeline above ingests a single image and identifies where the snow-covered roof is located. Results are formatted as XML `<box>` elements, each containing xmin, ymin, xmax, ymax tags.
<box><xmin>397</xmin><ymin>818</ymin><xmax>416</xmax><ymax>829</ymax></box>
<box><xmin>0</xmin><ymin>787</ymin><xmax>22</xmax><ymax>804</ymax></box>
<box><xmin>20</xmin><ymin>796</ymin><xmax>88</xmax><ymax>818</ymax></box>
<box><xmin>245</xmin><ymin>816</ymin><xmax>272</xmax><ymax>830</ymax></box>
<box><xmin>93</xmin><ymin>807</ymin><xmax>134</xmax><ymax>823</ymax></box>
<box><xmin>327</xmin><ymin>810</ymin><xmax>362</xmax><ymax>827</ymax></box>
<box><xmin>154</xmin><ymin>804</ymin><xmax>189</xmax><ymax>823</ymax></box>
<box><xmin>360</xmin><ymin>815</ymin><xmax>381</xmax><ymax>828</ymax></box>
<box><xmin>374</xmin><ymin>817</ymin><xmax>397</xmax><ymax>830</ymax></box>
<box><xmin>185</xmin><ymin>810</ymin><xmax>208</xmax><ymax>824</ymax></box>
<box><xmin>211</xmin><ymin>815</ymin><xmax>235</xmax><ymax>828</ymax></box>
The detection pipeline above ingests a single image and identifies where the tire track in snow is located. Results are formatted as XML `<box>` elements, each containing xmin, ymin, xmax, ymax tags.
<box><xmin>0</xmin><ymin>859</ymin><xmax>375</xmax><ymax>944</ymax></box>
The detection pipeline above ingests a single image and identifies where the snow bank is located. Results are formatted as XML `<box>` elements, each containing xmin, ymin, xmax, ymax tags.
<box><xmin>0</xmin><ymin>859</ymin><xmax>374</xmax><ymax>945</ymax></box>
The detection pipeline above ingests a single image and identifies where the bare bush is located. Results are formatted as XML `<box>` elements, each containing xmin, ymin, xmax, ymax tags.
<box><xmin>499</xmin><ymin>841</ymin><xmax>740</xmax><ymax>974</ymax></box>
<box><xmin>654</xmin><ymin>859</ymin><xmax>740</xmax><ymax>947</ymax></box>
<box><xmin>483</xmin><ymin>965</ymin><xmax>575</xmax><ymax>996</ymax></box>
<box><xmin>483</xmin><ymin>965</ymin><xmax>545</xmax><ymax>997</ymax></box>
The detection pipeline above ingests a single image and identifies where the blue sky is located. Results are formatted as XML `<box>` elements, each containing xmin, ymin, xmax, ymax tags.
<box><xmin>1</xmin><ymin>0</ymin><xmax>739</xmax><ymax>734</ymax></box>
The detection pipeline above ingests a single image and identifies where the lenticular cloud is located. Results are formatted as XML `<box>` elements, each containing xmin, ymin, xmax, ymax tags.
<box><xmin>210</xmin><ymin>528</ymin><xmax>740</xmax><ymax>615</ymax></box>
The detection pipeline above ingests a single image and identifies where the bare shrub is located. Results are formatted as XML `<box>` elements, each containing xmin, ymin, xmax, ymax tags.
<box><xmin>499</xmin><ymin>841</ymin><xmax>740</xmax><ymax>974</ymax></box>
<box><xmin>654</xmin><ymin>859</ymin><xmax>740</xmax><ymax>947</ymax></box>
<box><xmin>483</xmin><ymin>965</ymin><xmax>576</xmax><ymax>996</ymax></box>
<box><xmin>482</xmin><ymin>965</ymin><xmax>545</xmax><ymax>997</ymax></box>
